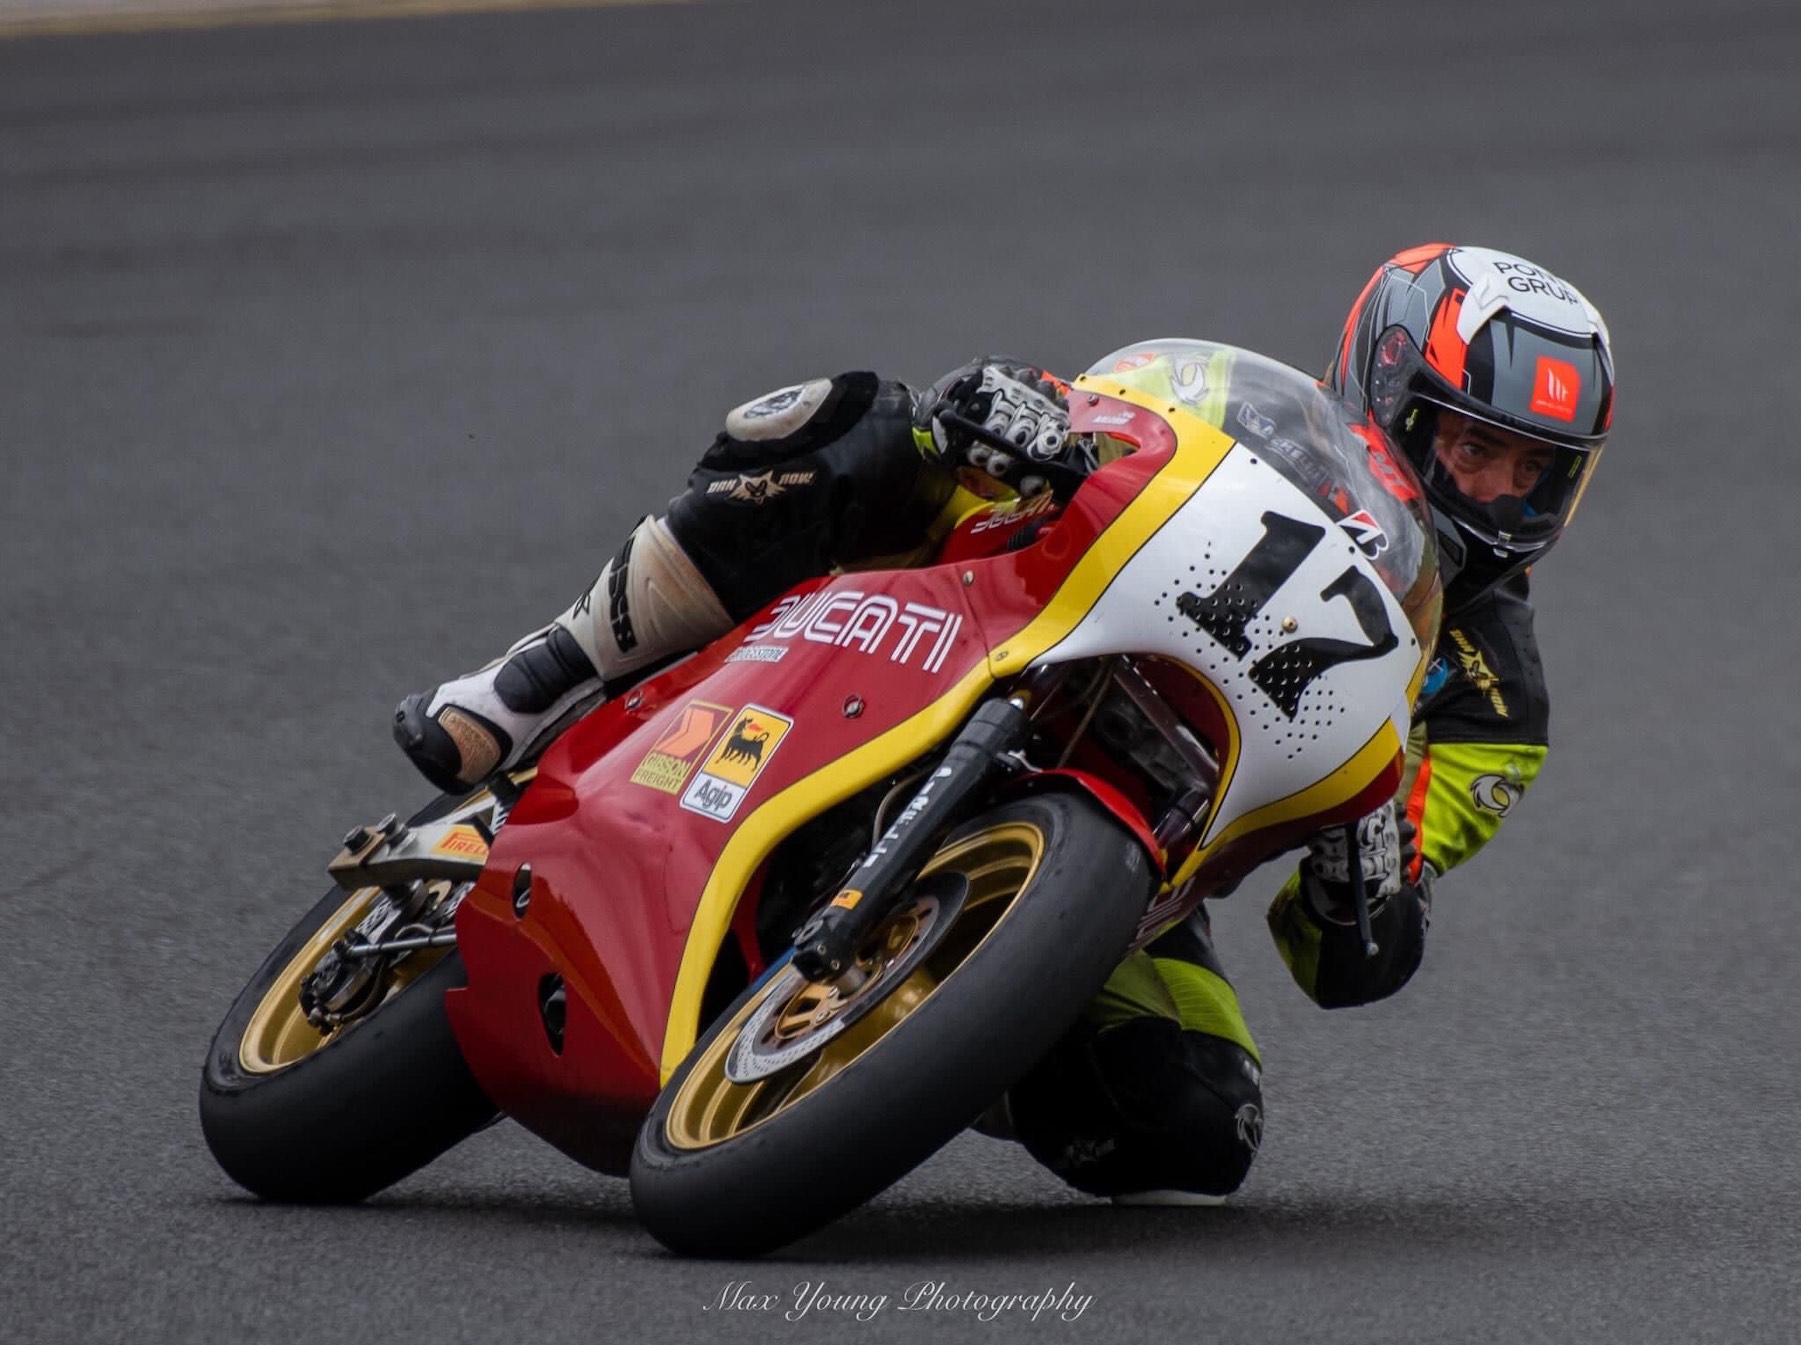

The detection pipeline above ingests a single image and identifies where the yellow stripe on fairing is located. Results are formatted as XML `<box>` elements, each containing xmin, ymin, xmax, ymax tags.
<box><xmin>984</xmin><ymin>381</ymin><xmax>1240</xmax><ymax>683</ymax></box>
<box><xmin>1169</xmin><ymin>715</ymin><xmax>1406</xmax><ymax>889</ymax></box>
<box><xmin>658</xmin><ymin>381</ymin><xmax>1241</xmax><ymax>1080</ymax></box>
<box><xmin>659</xmin><ymin>662</ymin><xmax>994</xmax><ymax>1081</ymax></box>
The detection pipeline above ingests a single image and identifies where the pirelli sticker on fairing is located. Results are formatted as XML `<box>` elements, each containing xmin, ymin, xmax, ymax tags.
<box><xmin>631</xmin><ymin>700</ymin><xmax>734</xmax><ymax>795</ymax></box>
<box><xmin>432</xmin><ymin>824</ymin><xmax>490</xmax><ymax>860</ymax></box>
<box><xmin>680</xmin><ymin>704</ymin><xmax>795</xmax><ymax>822</ymax></box>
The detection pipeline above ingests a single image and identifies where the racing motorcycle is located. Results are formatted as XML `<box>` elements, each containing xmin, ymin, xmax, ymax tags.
<box><xmin>200</xmin><ymin>341</ymin><xmax>1440</xmax><ymax>1258</ymax></box>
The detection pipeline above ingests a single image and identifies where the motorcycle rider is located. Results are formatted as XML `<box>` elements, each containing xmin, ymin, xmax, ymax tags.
<box><xmin>394</xmin><ymin>243</ymin><xmax>1614</xmax><ymax>1203</ymax></box>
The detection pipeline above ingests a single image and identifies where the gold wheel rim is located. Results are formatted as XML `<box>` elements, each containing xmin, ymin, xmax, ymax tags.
<box><xmin>238</xmin><ymin>885</ymin><xmax>453</xmax><ymax>1075</ymax></box>
<box><xmin>663</xmin><ymin>819</ymin><xmax>1048</xmax><ymax>1150</ymax></box>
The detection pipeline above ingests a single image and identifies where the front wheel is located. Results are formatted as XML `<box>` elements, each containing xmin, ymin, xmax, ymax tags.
<box><xmin>630</xmin><ymin>792</ymin><xmax>1155</xmax><ymax>1257</ymax></box>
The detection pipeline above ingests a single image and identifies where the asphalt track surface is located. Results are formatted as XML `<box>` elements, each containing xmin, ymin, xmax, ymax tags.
<box><xmin>3</xmin><ymin>1</ymin><xmax>1799</xmax><ymax>1341</ymax></box>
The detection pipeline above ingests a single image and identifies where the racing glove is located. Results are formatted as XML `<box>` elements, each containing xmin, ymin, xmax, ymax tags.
<box><xmin>916</xmin><ymin>358</ymin><xmax>1071</xmax><ymax>487</ymax></box>
<box><xmin>1268</xmin><ymin>800</ymin><xmax>1430</xmax><ymax>1009</ymax></box>
<box><xmin>1301</xmin><ymin>800</ymin><xmax>1415</xmax><ymax>925</ymax></box>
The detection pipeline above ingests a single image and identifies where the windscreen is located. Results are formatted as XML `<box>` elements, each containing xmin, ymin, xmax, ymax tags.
<box><xmin>1086</xmin><ymin>339</ymin><xmax>1441</xmax><ymax>647</ymax></box>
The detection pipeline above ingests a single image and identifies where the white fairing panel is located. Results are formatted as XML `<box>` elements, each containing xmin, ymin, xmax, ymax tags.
<box><xmin>1039</xmin><ymin>444</ymin><xmax>1423</xmax><ymax>844</ymax></box>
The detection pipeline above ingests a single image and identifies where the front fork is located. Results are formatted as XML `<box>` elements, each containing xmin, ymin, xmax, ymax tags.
<box><xmin>790</xmin><ymin>653</ymin><xmax>1243</xmax><ymax>982</ymax></box>
<box><xmin>790</xmin><ymin>697</ymin><xmax>1034</xmax><ymax>981</ymax></box>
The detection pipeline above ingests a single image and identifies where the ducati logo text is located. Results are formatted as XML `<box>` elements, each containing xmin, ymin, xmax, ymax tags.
<box><xmin>739</xmin><ymin>589</ymin><xmax>964</xmax><ymax>674</ymax></box>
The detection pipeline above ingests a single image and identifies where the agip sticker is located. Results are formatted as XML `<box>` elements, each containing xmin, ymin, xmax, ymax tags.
<box><xmin>680</xmin><ymin>704</ymin><xmax>795</xmax><ymax>822</ymax></box>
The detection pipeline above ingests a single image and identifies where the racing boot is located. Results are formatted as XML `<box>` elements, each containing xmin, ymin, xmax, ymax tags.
<box><xmin>394</xmin><ymin>515</ymin><xmax>735</xmax><ymax>793</ymax></box>
<box><xmin>393</xmin><ymin>624</ymin><xmax>600</xmax><ymax>795</ymax></box>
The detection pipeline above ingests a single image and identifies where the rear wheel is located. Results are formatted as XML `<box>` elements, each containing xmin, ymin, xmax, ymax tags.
<box><xmin>630</xmin><ymin>792</ymin><xmax>1155</xmax><ymax>1257</ymax></box>
<box><xmin>200</xmin><ymin>798</ymin><xmax>499</xmax><ymax>1203</ymax></box>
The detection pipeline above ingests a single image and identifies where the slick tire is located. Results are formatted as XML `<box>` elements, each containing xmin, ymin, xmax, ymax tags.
<box><xmin>200</xmin><ymin>805</ymin><xmax>499</xmax><ymax>1203</ymax></box>
<box><xmin>630</xmin><ymin>792</ymin><xmax>1155</xmax><ymax>1257</ymax></box>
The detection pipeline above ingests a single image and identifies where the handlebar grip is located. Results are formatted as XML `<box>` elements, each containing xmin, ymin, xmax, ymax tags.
<box><xmin>929</xmin><ymin>403</ymin><xmax>1090</xmax><ymax>500</ymax></box>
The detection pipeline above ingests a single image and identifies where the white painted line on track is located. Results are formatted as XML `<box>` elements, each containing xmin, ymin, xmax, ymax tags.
<box><xmin>0</xmin><ymin>0</ymin><xmax>690</xmax><ymax>40</ymax></box>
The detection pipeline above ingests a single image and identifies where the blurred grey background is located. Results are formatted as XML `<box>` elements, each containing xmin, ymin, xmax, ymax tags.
<box><xmin>1</xmin><ymin>0</ymin><xmax>1796</xmax><ymax>1341</ymax></box>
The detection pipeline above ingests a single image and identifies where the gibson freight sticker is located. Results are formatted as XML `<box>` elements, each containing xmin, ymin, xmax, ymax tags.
<box><xmin>681</xmin><ymin>704</ymin><xmax>794</xmax><ymax>822</ymax></box>
<box><xmin>631</xmin><ymin>700</ymin><xmax>734</xmax><ymax>795</ymax></box>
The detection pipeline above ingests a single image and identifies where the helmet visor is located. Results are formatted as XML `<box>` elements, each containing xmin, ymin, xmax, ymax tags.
<box><xmin>1407</xmin><ymin>398</ymin><xmax>1600</xmax><ymax>551</ymax></box>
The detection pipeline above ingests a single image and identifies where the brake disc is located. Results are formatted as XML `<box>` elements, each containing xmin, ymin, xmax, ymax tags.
<box><xmin>723</xmin><ymin>872</ymin><xmax>969</xmax><ymax>1084</ymax></box>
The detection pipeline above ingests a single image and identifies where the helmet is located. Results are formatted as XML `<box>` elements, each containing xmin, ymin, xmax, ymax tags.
<box><xmin>1329</xmin><ymin>243</ymin><xmax>1613</xmax><ymax>609</ymax></box>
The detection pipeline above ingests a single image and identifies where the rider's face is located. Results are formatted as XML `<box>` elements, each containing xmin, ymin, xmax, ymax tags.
<box><xmin>1432</xmin><ymin>410</ymin><xmax>1553</xmax><ymax>504</ymax></box>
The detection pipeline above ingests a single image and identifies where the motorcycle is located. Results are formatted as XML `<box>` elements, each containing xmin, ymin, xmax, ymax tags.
<box><xmin>200</xmin><ymin>340</ymin><xmax>1440</xmax><ymax>1257</ymax></box>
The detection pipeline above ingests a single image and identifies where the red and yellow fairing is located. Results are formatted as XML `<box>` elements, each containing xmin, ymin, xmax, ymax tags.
<box><xmin>446</xmin><ymin>382</ymin><xmax>1425</xmax><ymax>1173</ymax></box>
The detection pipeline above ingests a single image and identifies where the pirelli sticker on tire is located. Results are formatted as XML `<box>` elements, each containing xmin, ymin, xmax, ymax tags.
<box><xmin>631</xmin><ymin>700</ymin><xmax>734</xmax><ymax>795</ymax></box>
<box><xmin>680</xmin><ymin>704</ymin><xmax>795</xmax><ymax>822</ymax></box>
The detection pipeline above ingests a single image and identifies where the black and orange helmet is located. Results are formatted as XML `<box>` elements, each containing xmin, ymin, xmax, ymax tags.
<box><xmin>1329</xmin><ymin>243</ymin><xmax>1614</xmax><ymax>609</ymax></box>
